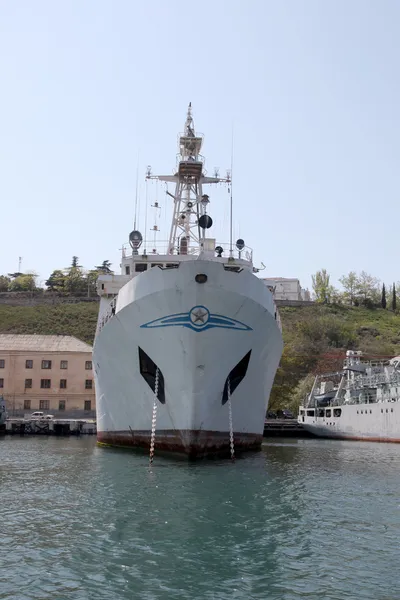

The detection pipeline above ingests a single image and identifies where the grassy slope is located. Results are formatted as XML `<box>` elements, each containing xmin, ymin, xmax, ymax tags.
<box><xmin>1</xmin><ymin>302</ymin><xmax>400</xmax><ymax>407</ymax></box>
<box><xmin>0</xmin><ymin>304</ymin><xmax>99</xmax><ymax>345</ymax></box>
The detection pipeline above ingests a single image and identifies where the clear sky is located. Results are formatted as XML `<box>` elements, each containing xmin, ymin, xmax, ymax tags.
<box><xmin>1</xmin><ymin>0</ymin><xmax>399</xmax><ymax>291</ymax></box>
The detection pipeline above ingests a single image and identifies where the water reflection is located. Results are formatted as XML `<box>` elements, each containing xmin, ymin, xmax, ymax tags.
<box><xmin>0</xmin><ymin>437</ymin><xmax>399</xmax><ymax>599</ymax></box>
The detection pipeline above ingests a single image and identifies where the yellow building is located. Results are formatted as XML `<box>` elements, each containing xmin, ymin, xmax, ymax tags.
<box><xmin>0</xmin><ymin>334</ymin><xmax>95</xmax><ymax>416</ymax></box>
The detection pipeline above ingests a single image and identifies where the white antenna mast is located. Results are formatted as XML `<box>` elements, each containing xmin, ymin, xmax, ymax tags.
<box><xmin>151</xmin><ymin>180</ymin><xmax>161</xmax><ymax>253</ymax></box>
<box><xmin>229</xmin><ymin>123</ymin><xmax>234</xmax><ymax>258</ymax></box>
<box><xmin>146</xmin><ymin>103</ymin><xmax>231</xmax><ymax>255</ymax></box>
<box><xmin>133</xmin><ymin>151</ymin><xmax>140</xmax><ymax>230</ymax></box>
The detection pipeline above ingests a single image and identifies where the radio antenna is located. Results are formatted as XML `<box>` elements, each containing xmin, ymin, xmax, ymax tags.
<box><xmin>229</xmin><ymin>123</ymin><xmax>234</xmax><ymax>258</ymax></box>
<box><xmin>133</xmin><ymin>150</ymin><xmax>140</xmax><ymax>230</ymax></box>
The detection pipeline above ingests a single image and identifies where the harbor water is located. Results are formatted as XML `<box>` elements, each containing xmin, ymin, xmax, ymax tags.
<box><xmin>1</xmin><ymin>436</ymin><xmax>399</xmax><ymax>599</ymax></box>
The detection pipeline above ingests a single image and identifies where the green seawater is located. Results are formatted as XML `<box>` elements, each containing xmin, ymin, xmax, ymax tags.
<box><xmin>0</xmin><ymin>436</ymin><xmax>399</xmax><ymax>599</ymax></box>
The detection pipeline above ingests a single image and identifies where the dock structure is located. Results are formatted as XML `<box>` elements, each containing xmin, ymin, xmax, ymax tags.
<box><xmin>263</xmin><ymin>419</ymin><xmax>313</xmax><ymax>438</ymax></box>
<box><xmin>5</xmin><ymin>418</ymin><xmax>96</xmax><ymax>436</ymax></box>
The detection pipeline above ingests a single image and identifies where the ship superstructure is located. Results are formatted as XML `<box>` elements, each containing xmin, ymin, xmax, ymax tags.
<box><xmin>93</xmin><ymin>104</ymin><xmax>283</xmax><ymax>458</ymax></box>
<box><xmin>299</xmin><ymin>351</ymin><xmax>400</xmax><ymax>442</ymax></box>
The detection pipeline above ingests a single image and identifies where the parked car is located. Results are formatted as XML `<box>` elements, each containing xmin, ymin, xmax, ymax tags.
<box><xmin>30</xmin><ymin>412</ymin><xmax>54</xmax><ymax>420</ymax></box>
<box><xmin>276</xmin><ymin>409</ymin><xmax>294</xmax><ymax>420</ymax></box>
<box><xmin>266</xmin><ymin>411</ymin><xmax>277</xmax><ymax>419</ymax></box>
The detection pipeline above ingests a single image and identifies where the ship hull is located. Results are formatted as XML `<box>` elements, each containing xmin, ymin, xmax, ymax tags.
<box><xmin>300</xmin><ymin>401</ymin><xmax>400</xmax><ymax>443</ymax></box>
<box><xmin>93</xmin><ymin>259</ymin><xmax>283</xmax><ymax>458</ymax></box>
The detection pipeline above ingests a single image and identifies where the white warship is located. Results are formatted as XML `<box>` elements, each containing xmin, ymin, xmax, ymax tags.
<box><xmin>299</xmin><ymin>350</ymin><xmax>400</xmax><ymax>442</ymax></box>
<box><xmin>93</xmin><ymin>104</ymin><xmax>283</xmax><ymax>458</ymax></box>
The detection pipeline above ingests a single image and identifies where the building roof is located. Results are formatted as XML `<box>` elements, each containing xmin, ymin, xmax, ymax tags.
<box><xmin>262</xmin><ymin>277</ymin><xmax>299</xmax><ymax>281</ymax></box>
<box><xmin>0</xmin><ymin>334</ymin><xmax>92</xmax><ymax>353</ymax></box>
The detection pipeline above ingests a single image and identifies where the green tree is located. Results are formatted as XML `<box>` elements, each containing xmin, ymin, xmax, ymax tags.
<box><xmin>339</xmin><ymin>271</ymin><xmax>359</xmax><ymax>306</ymax></box>
<box><xmin>381</xmin><ymin>283</ymin><xmax>387</xmax><ymax>309</ymax></box>
<box><xmin>71</xmin><ymin>256</ymin><xmax>81</xmax><ymax>268</ymax></box>
<box><xmin>65</xmin><ymin>257</ymin><xmax>85</xmax><ymax>295</ymax></box>
<box><xmin>356</xmin><ymin>271</ymin><xmax>380</xmax><ymax>306</ymax></box>
<box><xmin>45</xmin><ymin>270</ymin><xmax>66</xmax><ymax>292</ymax></box>
<box><xmin>393</xmin><ymin>283</ymin><xmax>397</xmax><ymax>311</ymax></box>
<box><xmin>0</xmin><ymin>275</ymin><xmax>11</xmax><ymax>292</ymax></box>
<box><xmin>8</xmin><ymin>273</ymin><xmax>37</xmax><ymax>292</ymax></box>
<box><xmin>312</xmin><ymin>269</ymin><xmax>333</xmax><ymax>303</ymax></box>
<box><xmin>95</xmin><ymin>260</ymin><xmax>113</xmax><ymax>274</ymax></box>
<box><xmin>86</xmin><ymin>270</ymin><xmax>100</xmax><ymax>297</ymax></box>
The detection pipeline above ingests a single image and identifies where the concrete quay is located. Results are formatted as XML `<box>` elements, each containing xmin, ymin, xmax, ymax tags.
<box><xmin>263</xmin><ymin>418</ymin><xmax>313</xmax><ymax>438</ymax></box>
<box><xmin>5</xmin><ymin>418</ymin><xmax>96</xmax><ymax>435</ymax></box>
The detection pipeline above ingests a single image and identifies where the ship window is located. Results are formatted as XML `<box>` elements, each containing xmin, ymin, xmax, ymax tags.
<box><xmin>222</xmin><ymin>350</ymin><xmax>252</xmax><ymax>405</ymax></box>
<box><xmin>326</xmin><ymin>409</ymin><xmax>331</xmax><ymax>417</ymax></box>
<box><xmin>300</xmin><ymin>410</ymin><xmax>305</xmax><ymax>415</ymax></box>
<box><xmin>307</xmin><ymin>410</ymin><xmax>315</xmax><ymax>417</ymax></box>
<box><xmin>138</xmin><ymin>347</ymin><xmax>165</xmax><ymax>404</ymax></box>
<box><xmin>381</xmin><ymin>409</ymin><xmax>383</xmax><ymax>413</ymax></box>
<box><xmin>391</xmin><ymin>408</ymin><xmax>393</xmax><ymax>413</ymax></box>
<box><xmin>135</xmin><ymin>263</ymin><xmax>147</xmax><ymax>273</ymax></box>
<box><xmin>165</xmin><ymin>263</ymin><xmax>179</xmax><ymax>269</ymax></box>
<box><xmin>318</xmin><ymin>409</ymin><xmax>325</xmax><ymax>418</ymax></box>
<box><xmin>333</xmin><ymin>408</ymin><xmax>341</xmax><ymax>417</ymax></box>
<box><xmin>125</xmin><ymin>265</ymin><xmax>130</xmax><ymax>275</ymax></box>
<box><xmin>370</xmin><ymin>410</ymin><xmax>372</xmax><ymax>414</ymax></box>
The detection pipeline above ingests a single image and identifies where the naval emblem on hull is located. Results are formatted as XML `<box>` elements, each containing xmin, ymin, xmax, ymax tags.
<box><xmin>140</xmin><ymin>305</ymin><xmax>252</xmax><ymax>333</ymax></box>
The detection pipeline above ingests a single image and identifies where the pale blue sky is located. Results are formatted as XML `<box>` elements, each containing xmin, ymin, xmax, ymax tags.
<box><xmin>1</xmin><ymin>0</ymin><xmax>399</xmax><ymax>291</ymax></box>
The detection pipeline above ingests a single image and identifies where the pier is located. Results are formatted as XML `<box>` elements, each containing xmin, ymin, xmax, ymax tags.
<box><xmin>263</xmin><ymin>419</ymin><xmax>313</xmax><ymax>438</ymax></box>
<box><xmin>4</xmin><ymin>418</ymin><xmax>96</xmax><ymax>435</ymax></box>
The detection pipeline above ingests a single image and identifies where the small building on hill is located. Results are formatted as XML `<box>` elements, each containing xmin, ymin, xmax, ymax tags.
<box><xmin>261</xmin><ymin>277</ymin><xmax>311</xmax><ymax>302</ymax></box>
<box><xmin>0</xmin><ymin>334</ymin><xmax>95</xmax><ymax>417</ymax></box>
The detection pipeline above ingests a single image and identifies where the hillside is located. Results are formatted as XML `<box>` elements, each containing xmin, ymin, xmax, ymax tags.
<box><xmin>1</xmin><ymin>302</ymin><xmax>400</xmax><ymax>410</ymax></box>
<box><xmin>0</xmin><ymin>304</ymin><xmax>99</xmax><ymax>345</ymax></box>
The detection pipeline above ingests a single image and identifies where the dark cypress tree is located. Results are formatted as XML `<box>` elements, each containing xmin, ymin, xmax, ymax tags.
<box><xmin>381</xmin><ymin>283</ymin><xmax>387</xmax><ymax>309</ymax></box>
<box><xmin>393</xmin><ymin>283</ymin><xmax>397</xmax><ymax>311</ymax></box>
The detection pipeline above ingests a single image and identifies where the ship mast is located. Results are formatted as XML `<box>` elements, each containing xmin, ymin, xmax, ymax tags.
<box><xmin>146</xmin><ymin>103</ymin><xmax>230</xmax><ymax>255</ymax></box>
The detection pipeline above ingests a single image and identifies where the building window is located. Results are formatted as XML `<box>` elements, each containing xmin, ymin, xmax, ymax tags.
<box><xmin>24</xmin><ymin>400</ymin><xmax>31</xmax><ymax>410</ymax></box>
<box><xmin>85</xmin><ymin>379</ymin><xmax>93</xmax><ymax>390</ymax></box>
<box><xmin>84</xmin><ymin>400</ymin><xmax>92</xmax><ymax>411</ymax></box>
<box><xmin>60</xmin><ymin>379</ymin><xmax>67</xmax><ymax>389</ymax></box>
<box><xmin>25</xmin><ymin>379</ymin><xmax>32</xmax><ymax>389</ymax></box>
<box><xmin>0</xmin><ymin>378</ymin><xmax>3</xmax><ymax>388</ymax></box>
<box><xmin>0</xmin><ymin>359</ymin><xmax>5</xmax><ymax>369</ymax></box>
<box><xmin>25</xmin><ymin>360</ymin><xmax>33</xmax><ymax>369</ymax></box>
<box><xmin>40</xmin><ymin>379</ymin><xmax>51</xmax><ymax>389</ymax></box>
<box><xmin>85</xmin><ymin>361</ymin><xmax>92</xmax><ymax>370</ymax></box>
<box><xmin>59</xmin><ymin>400</ymin><xmax>66</xmax><ymax>411</ymax></box>
<box><xmin>60</xmin><ymin>360</ymin><xmax>68</xmax><ymax>369</ymax></box>
<box><xmin>41</xmin><ymin>360</ymin><xmax>52</xmax><ymax>370</ymax></box>
<box><xmin>39</xmin><ymin>400</ymin><xmax>50</xmax><ymax>410</ymax></box>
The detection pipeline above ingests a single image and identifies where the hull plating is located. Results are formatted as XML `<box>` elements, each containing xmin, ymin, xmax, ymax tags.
<box><xmin>301</xmin><ymin>401</ymin><xmax>400</xmax><ymax>443</ymax></box>
<box><xmin>93</xmin><ymin>260</ymin><xmax>283</xmax><ymax>457</ymax></box>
